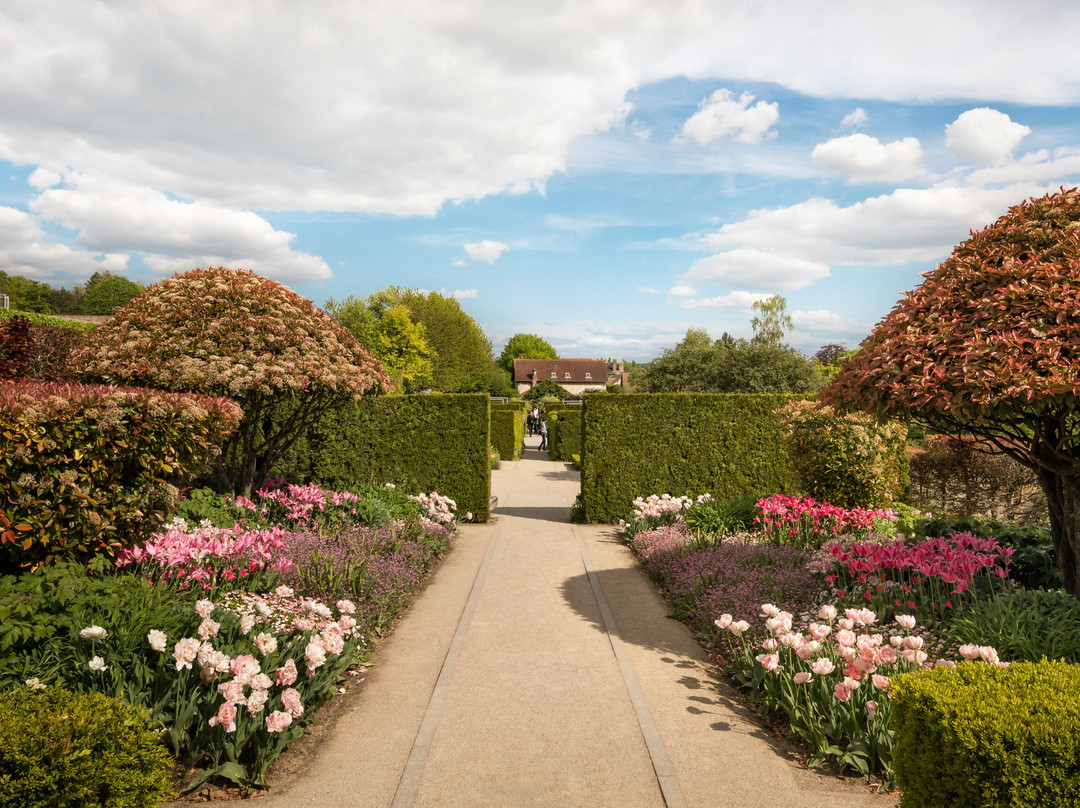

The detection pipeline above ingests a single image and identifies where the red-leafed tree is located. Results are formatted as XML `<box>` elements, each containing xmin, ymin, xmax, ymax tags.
<box><xmin>73</xmin><ymin>267</ymin><xmax>392</xmax><ymax>496</ymax></box>
<box><xmin>823</xmin><ymin>188</ymin><xmax>1080</xmax><ymax>597</ymax></box>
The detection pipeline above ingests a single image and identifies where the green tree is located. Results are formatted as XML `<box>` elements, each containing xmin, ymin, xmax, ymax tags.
<box><xmin>823</xmin><ymin>188</ymin><xmax>1080</xmax><ymax>597</ymax></box>
<box><xmin>497</xmin><ymin>333</ymin><xmax>558</xmax><ymax>376</ymax></box>
<box><xmin>82</xmin><ymin>274</ymin><xmax>144</xmax><ymax>315</ymax></box>
<box><xmin>325</xmin><ymin>294</ymin><xmax>434</xmax><ymax>392</ymax></box>
<box><xmin>396</xmin><ymin>288</ymin><xmax>494</xmax><ymax>392</ymax></box>
<box><xmin>0</xmin><ymin>272</ymin><xmax>52</xmax><ymax>313</ymax></box>
<box><xmin>635</xmin><ymin>327</ymin><xmax>717</xmax><ymax>393</ymax></box>
<box><xmin>751</xmin><ymin>294</ymin><xmax>794</xmax><ymax>346</ymax></box>
<box><xmin>523</xmin><ymin>378</ymin><xmax>570</xmax><ymax>403</ymax></box>
<box><xmin>74</xmin><ymin>267</ymin><xmax>391</xmax><ymax>496</ymax></box>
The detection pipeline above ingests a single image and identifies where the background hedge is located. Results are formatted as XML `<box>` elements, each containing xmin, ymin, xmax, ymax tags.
<box><xmin>490</xmin><ymin>400</ymin><xmax>526</xmax><ymax>461</ymax></box>
<box><xmin>580</xmin><ymin>393</ymin><xmax>799</xmax><ymax>523</ymax></box>
<box><xmin>543</xmin><ymin>403</ymin><xmax>582</xmax><ymax>462</ymax></box>
<box><xmin>279</xmin><ymin>393</ymin><xmax>492</xmax><ymax>521</ymax></box>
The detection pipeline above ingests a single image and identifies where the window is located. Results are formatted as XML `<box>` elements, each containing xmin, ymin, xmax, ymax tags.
<box><xmin>550</xmin><ymin>371</ymin><xmax>557</xmax><ymax>378</ymax></box>
<box><xmin>585</xmin><ymin>372</ymin><xmax>592</xmax><ymax>379</ymax></box>
<box><xmin>564</xmin><ymin>372</ymin><xmax>571</xmax><ymax>379</ymax></box>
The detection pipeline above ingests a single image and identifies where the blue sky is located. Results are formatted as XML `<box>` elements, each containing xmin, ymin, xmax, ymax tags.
<box><xmin>3</xmin><ymin>2</ymin><xmax>1080</xmax><ymax>360</ymax></box>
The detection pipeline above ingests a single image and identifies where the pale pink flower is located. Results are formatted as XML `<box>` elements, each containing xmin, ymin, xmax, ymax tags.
<box><xmin>250</xmin><ymin>673</ymin><xmax>273</xmax><ymax>691</ymax></box>
<box><xmin>838</xmin><ymin>645</ymin><xmax>858</xmax><ymax>662</ymax></box>
<box><xmin>901</xmin><ymin>648</ymin><xmax>918</xmax><ymax>664</ymax></box>
<box><xmin>935</xmin><ymin>659</ymin><xmax>958</xmax><ymax>669</ymax></box>
<box><xmin>173</xmin><ymin>637</ymin><xmax>201</xmax><ymax>671</ymax></box>
<box><xmin>215</xmin><ymin>702</ymin><xmax>237</xmax><ymax>733</ymax></box>
<box><xmin>895</xmin><ymin>614</ymin><xmax>917</xmax><ymax>631</ymax></box>
<box><xmin>958</xmin><ymin>644</ymin><xmax>982</xmax><ymax>660</ymax></box>
<box><xmin>197</xmin><ymin>618</ymin><xmax>221</xmax><ymax>640</ymax></box>
<box><xmin>979</xmin><ymin>646</ymin><xmax>1001</xmax><ymax>665</ymax></box>
<box><xmin>282</xmin><ymin>687</ymin><xmax>305</xmax><ymax>718</ymax></box>
<box><xmin>276</xmin><ymin>658</ymin><xmax>298</xmax><ymax>686</ymax></box>
<box><xmin>837</xmin><ymin>618</ymin><xmax>855</xmax><ymax>631</ymax></box>
<box><xmin>231</xmin><ymin>654</ymin><xmax>261</xmax><ymax>682</ymax></box>
<box><xmin>760</xmin><ymin>603</ymin><xmax>780</xmax><ymax>617</ymax></box>
<box><xmin>817</xmin><ymin>605</ymin><xmax>837</xmax><ymax>621</ymax></box>
<box><xmin>833</xmin><ymin>683</ymin><xmax>853</xmax><ymax>703</ymax></box>
<box><xmin>761</xmin><ymin>638</ymin><xmax>779</xmax><ymax>651</ymax></box>
<box><xmin>294</xmin><ymin>617</ymin><xmax>316</xmax><ymax>632</ymax></box>
<box><xmin>793</xmin><ymin>671</ymin><xmax>813</xmax><ymax>685</ymax></box>
<box><xmin>755</xmin><ymin>653</ymin><xmax>780</xmax><ymax>672</ymax></box>
<box><xmin>195</xmin><ymin>600</ymin><xmax>215</xmax><ymax>619</ymax></box>
<box><xmin>246</xmin><ymin>688</ymin><xmax>269</xmax><ymax>714</ymax></box>
<box><xmin>274</xmin><ymin>585</ymin><xmax>294</xmax><ymax>598</ymax></box>
<box><xmin>302</xmin><ymin>600</ymin><xmax>333</xmax><ymax>620</ymax></box>
<box><xmin>80</xmin><ymin>625</ymin><xmax>108</xmax><ymax>642</ymax></box>
<box><xmin>842</xmin><ymin>676</ymin><xmax>860</xmax><ymax>691</ymax></box>
<box><xmin>339</xmin><ymin>615</ymin><xmax>357</xmax><ymax>633</ymax></box>
<box><xmin>714</xmin><ymin>614</ymin><xmax>733</xmax><ymax>630</ymax></box>
<box><xmin>240</xmin><ymin>614</ymin><xmax>256</xmax><ymax>634</ymax></box>
<box><xmin>835</xmin><ymin>629</ymin><xmax>857</xmax><ymax>647</ymax></box>
<box><xmin>729</xmin><ymin>620</ymin><xmax>750</xmax><ymax>636</ymax></box>
<box><xmin>866</xmin><ymin>700</ymin><xmax>878</xmax><ymax>721</ymax></box>
<box><xmin>809</xmin><ymin>622</ymin><xmax>831</xmax><ymax>642</ymax></box>
<box><xmin>871</xmin><ymin>674</ymin><xmax>891</xmax><ymax>690</ymax></box>
<box><xmin>218</xmin><ymin>680</ymin><xmax>247</xmax><ymax>705</ymax></box>
<box><xmin>902</xmin><ymin>635</ymin><xmax>924</xmax><ymax>651</ymax></box>
<box><xmin>25</xmin><ymin>677</ymin><xmax>46</xmax><ymax>690</ymax></box>
<box><xmin>254</xmin><ymin>633</ymin><xmax>278</xmax><ymax>655</ymax></box>
<box><xmin>890</xmin><ymin>635</ymin><xmax>905</xmax><ymax>648</ymax></box>
<box><xmin>266</xmin><ymin>710</ymin><xmax>293</xmax><ymax>733</ymax></box>
<box><xmin>336</xmin><ymin>599</ymin><xmax>356</xmax><ymax>615</ymax></box>
<box><xmin>877</xmin><ymin>646</ymin><xmax>898</xmax><ymax>665</ymax></box>
<box><xmin>305</xmin><ymin>640</ymin><xmax>327</xmax><ymax>674</ymax></box>
<box><xmin>88</xmin><ymin>656</ymin><xmax>107</xmax><ymax>672</ymax></box>
<box><xmin>810</xmin><ymin>658</ymin><xmax>835</xmax><ymax>676</ymax></box>
<box><xmin>147</xmin><ymin>629</ymin><xmax>167</xmax><ymax>652</ymax></box>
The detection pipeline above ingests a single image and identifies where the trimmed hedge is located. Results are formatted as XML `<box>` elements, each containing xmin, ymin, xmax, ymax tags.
<box><xmin>282</xmin><ymin>394</ymin><xmax>492</xmax><ymax>521</ymax></box>
<box><xmin>0</xmin><ymin>315</ymin><xmax>85</xmax><ymax>382</ymax></box>
<box><xmin>0</xmin><ymin>309</ymin><xmax>98</xmax><ymax>334</ymax></box>
<box><xmin>0</xmin><ymin>381</ymin><xmax>241</xmax><ymax>572</ymax></box>
<box><xmin>580</xmin><ymin>393</ymin><xmax>799</xmax><ymax>523</ymax></box>
<box><xmin>892</xmin><ymin>661</ymin><xmax>1080</xmax><ymax>807</ymax></box>
<box><xmin>544</xmin><ymin>403</ymin><xmax>582</xmax><ymax>462</ymax></box>
<box><xmin>490</xmin><ymin>400</ymin><xmax>527</xmax><ymax>461</ymax></box>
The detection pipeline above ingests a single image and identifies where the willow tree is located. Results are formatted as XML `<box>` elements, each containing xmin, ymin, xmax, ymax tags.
<box><xmin>74</xmin><ymin>267</ymin><xmax>391</xmax><ymax>495</ymax></box>
<box><xmin>823</xmin><ymin>188</ymin><xmax>1080</xmax><ymax>596</ymax></box>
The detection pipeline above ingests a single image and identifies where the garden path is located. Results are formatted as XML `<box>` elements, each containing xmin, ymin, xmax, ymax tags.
<box><xmin>255</xmin><ymin>437</ymin><xmax>895</xmax><ymax>808</ymax></box>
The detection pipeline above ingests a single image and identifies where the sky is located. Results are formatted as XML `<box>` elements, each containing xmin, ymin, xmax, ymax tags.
<box><xmin>3</xmin><ymin>2</ymin><xmax>1080</xmax><ymax>361</ymax></box>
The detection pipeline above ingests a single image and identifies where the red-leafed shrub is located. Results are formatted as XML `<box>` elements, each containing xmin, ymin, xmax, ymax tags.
<box><xmin>73</xmin><ymin>267</ymin><xmax>391</xmax><ymax>496</ymax></box>
<box><xmin>0</xmin><ymin>381</ymin><xmax>242</xmax><ymax>572</ymax></box>
<box><xmin>824</xmin><ymin>188</ymin><xmax>1080</xmax><ymax>597</ymax></box>
<box><xmin>0</xmin><ymin>315</ymin><xmax>85</xmax><ymax>382</ymax></box>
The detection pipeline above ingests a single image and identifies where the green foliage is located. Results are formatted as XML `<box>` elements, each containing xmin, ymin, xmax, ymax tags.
<box><xmin>776</xmin><ymin>401</ymin><xmax>908</xmax><ymax>508</ymax></box>
<box><xmin>324</xmin><ymin>294</ymin><xmax>435</xmax><ymax>392</ymax></box>
<box><xmin>914</xmin><ymin>516</ymin><xmax>1061</xmax><ymax>590</ymax></box>
<box><xmin>682</xmin><ymin>493</ymin><xmax>760</xmax><ymax>537</ymax></box>
<box><xmin>891</xmin><ymin>661</ymin><xmax>1080</xmax><ymax>808</ymax></box>
<box><xmin>0</xmin><ymin>685</ymin><xmax>175</xmax><ymax>808</ymax></box>
<box><xmin>0</xmin><ymin>272</ymin><xmax>53</xmax><ymax>314</ymax></box>
<box><xmin>0</xmin><ymin>308</ymin><xmax>96</xmax><ymax>334</ymax></box>
<box><xmin>946</xmin><ymin>589</ymin><xmax>1080</xmax><ymax>664</ymax></box>
<box><xmin>74</xmin><ymin>267</ymin><xmax>392</xmax><ymax>496</ymax></box>
<box><xmin>490</xmin><ymin>445</ymin><xmax>501</xmax><ymax>470</ymax></box>
<box><xmin>490</xmin><ymin>401</ymin><xmax>526</xmax><ymax>461</ymax></box>
<box><xmin>278</xmin><ymin>394</ymin><xmax>491</xmax><ymax>521</ymax></box>
<box><xmin>81</xmin><ymin>275</ymin><xmax>144</xmax><ymax>316</ymax></box>
<box><xmin>750</xmin><ymin>294</ymin><xmax>793</xmax><ymax>346</ymax></box>
<box><xmin>523</xmin><ymin>378</ymin><xmax>569</xmax><ymax>404</ymax></box>
<box><xmin>580</xmin><ymin>393</ymin><xmax>799</xmax><ymax>523</ymax></box>
<box><xmin>635</xmin><ymin>327</ymin><xmax>822</xmax><ymax>394</ymax></box>
<box><xmin>0</xmin><ymin>381</ymin><xmax>242</xmax><ymax>572</ymax></box>
<box><xmin>543</xmin><ymin>404</ymin><xmax>582</xmax><ymax>462</ymax></box>
<box><xmin>497</xmin><ymin>333</ymin><xmax>558</xmax><ymax>376</ymax></box>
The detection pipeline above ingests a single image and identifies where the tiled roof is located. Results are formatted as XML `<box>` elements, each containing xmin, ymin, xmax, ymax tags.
<box><xmin>513</xmin><ymin>358</ymin><xmax>609</xmax><ymax>384</ymax></box>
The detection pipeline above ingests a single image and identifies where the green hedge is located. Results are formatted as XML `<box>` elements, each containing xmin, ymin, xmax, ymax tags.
<box><xmin>490</xmin><ymin>400</ymin><xmax>526</xmax><ymax>461</ymax></box>
<box><xmin>580</xmin><ymin>393</ymin><xmax>799</xmax><ymax>523</ymax></box>
<box><xmin>281</xmin><ymin>394</ymin><xmax>491</xmax><ymax>521</ymax></box>
<box><xmin>544</xmin><ymin>403</ymin><xmax>582</xmax><ymax>462</ymax></box>
<box><xmin>892</xmin><ymin>660</ymin><xmax>1080</xmax><ymax>807</ymax></box>
<box><xmin>0</xmin><ymin>309</ymin><xmax>97</xmax><ymax>334</ymax></box>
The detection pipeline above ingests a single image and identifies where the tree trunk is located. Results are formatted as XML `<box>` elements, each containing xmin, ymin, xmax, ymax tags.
<box><xmin>1036</xmin><ymin>466</ymin><xmax>1080</xmax><ymax>598</ymax></box>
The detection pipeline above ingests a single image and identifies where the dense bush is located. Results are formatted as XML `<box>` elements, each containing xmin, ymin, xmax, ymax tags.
<box><xmin>0</xmin><ymin>381</ymin><xmax>241</xmax><ymax>572</ymax></box>
<box><xmin>0</xmin><ymin>315</ymin><xmax>84</xmax><ymax>382</ymax></box>
<box><xmin>544</xmin><ymin>403</ymin><xmax>582</xmax><ymax>462</ymax></box>
<box><xmin>945</xmin><ymin>589</ymin><xmax>1080</xmax><ymax>664</ymax></box>
<box><xmin>581</xmin><ymin>394</ymin><xmax>800</xmax><ymax>523</ymax></box>
<box><xmin>908</xmin><ymin>434</ymin><xmax>1045</xmax><ymax>523</ymax></box>
<box><xmin>892</xmin><ymin>661</ymin><xmax>1080</xmax><ymax>807</ymax></box>
<box><xmin>776</xmin><ymin>401</ymin><xmax>908</xmax><ymax>508</ymax></box>
<box><xmin>490</xmin><ymin>401</ymin><xmax>526</xmax><ymax>461</ymax></box>
<box><xmin>523</xmin><ymin>378</ymin><xmax>570</xmax><ymax>403</ymax></box>
<box><xmin>278</xmin><ymin>393</ymin><xmax>491</xmax><ymax>521</ymax></box>
<box><xmin>0</xmin><ymin>308</ymin><xmax>97</xmax><ymax>333</ymax></box>
<box><xmin>682</xmin><ymin>493</ymin><xmax>760</xmax><ymax>537</ymax></box>
<box><xmin>73</xmin><ymin>267</ymin><xmax>391</xmax><ymax>496</ymax></box>
<box><xmin>0</xmin><ymin>685</ymin><xmax>175</xmax><ymax>808</ymax></box>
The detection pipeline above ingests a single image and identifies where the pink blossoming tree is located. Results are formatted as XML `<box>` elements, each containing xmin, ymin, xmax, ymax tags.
<box><xmin>74</xmin><ymin>267</ymin><xmax>392</xmax><ymax>495</ymax></box>
<box><xmin>823</xmin><ymin>188</ymin><xmax>1080</xmax><ymax>597</ymax></box>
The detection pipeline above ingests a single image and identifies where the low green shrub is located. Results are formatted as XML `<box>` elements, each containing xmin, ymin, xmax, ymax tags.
<box><xmin>490</xmin><ymin>445</ymin><xmax>501</xmax><ymax>470</ymax></box>
<box><xmin>891</xmin><ymin>661</ymin><xmax>1080</xmax><ymax>807</ymax></box>
<box><xmin>0</xmin><ymin>308</ymin><xmax>98</xmax><ymax>333</ymax></box>
<box><xmin>682</xmin><ymin>493</ymin><xmax>760</xmax><ymax>538</ymax></box>
<box><xmin>0</xmin><ymin>381</ymin><xmax>241</xmax><ymax>572</ymax></box>
<box><xmin>0</xmin><ymin>685</ymin><xmax>175</xmax><ymax>808</ymax></box>
<box><xmin>945</xmin><ymin>589</ymin><xmax>1080</xmax><ymax>663</ymax></box>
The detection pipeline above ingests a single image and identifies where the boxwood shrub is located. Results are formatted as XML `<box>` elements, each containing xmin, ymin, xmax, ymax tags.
<box><xmin>281</xmin><ymin>393</ymin><xmax>491</xmax><ymax>521</ymax></box>
<box><xmin>490</xmin><ymin>400</ymin><xmax>526</xmax><ymax>461</ymax></box>
<box><xmin>891</xmin><ymin>660</ymin><xmax>1080</xmax><ymax>807</ymax></box>
<box><xmin>0</xmin><ymin>685</ymin><xmax>175</xmax><ymax>808</ymax></box>
<box><xmin>544</xmin><ymin>403</ymin><xmax>582</xmax><ymax>462</ymax></box>
<box><xmin>580</xmin><ymin>393</ymin><xmax>800</xmax><ymax>523</ymax></box>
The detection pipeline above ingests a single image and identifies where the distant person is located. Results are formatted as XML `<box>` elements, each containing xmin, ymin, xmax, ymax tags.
<box><xmin>538</xmin><ymin>417</ymin><xmax>548</xmax><ymax>451</ymax></box>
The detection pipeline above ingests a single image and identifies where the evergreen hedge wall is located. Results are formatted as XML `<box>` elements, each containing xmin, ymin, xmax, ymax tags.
<box><xmin>281</xmin><ymin>393</ymin><xmax>492</xmax><ymax>521</ymax></box>
<box><xmin>580</xmin><ymin>393</ymin><xmax>800</xmax><ymax>523</ymax></box>
<box><xmin>490</xmin><ymin>400</ymin><xmax>526</xmax><ymax>461</ymax></box>
<box><xmin>544</xmin><ymin>403</ymin><xmax>582</xmax><ymax>462</ymax></box>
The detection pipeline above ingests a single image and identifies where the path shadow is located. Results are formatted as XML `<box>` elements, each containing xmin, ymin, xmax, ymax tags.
<box><xmin>538</xmin><ymin>467</ymin><xmax>579</xmax><ymax>482</ymax></box>
<box><xmin>494</xmin><ymin>505</ymin><xmax>571</xmax><ymax>523</ymax></box>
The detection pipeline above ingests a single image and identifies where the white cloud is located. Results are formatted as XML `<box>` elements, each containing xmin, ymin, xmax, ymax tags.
<box><xmin>841</xmin><ymin>108</ymin><xmax>868</xmax><ymax>129</ymax></box>
<box><xmin>463</xmin><ymin>240</ymin><xmax>509</xmax><ymax>264</ymax></box>
<box><xmin>451</xmin><ymin>259</ymin><xmax>467</xmax><ymax>267</ymax></box>
<box><xmin>28</xmin><ymin>167</ymin><xmax>62</xmax><ymax>190</ymax></box>
<box><xmin>682</xmin><ymin>248</ymin><xmax>831</xmax><ymax>291</ymax></box>
<box><xmin>791</xmin><ymin>309</ymin><xmax>855</xmax><ymax>332</ymax></box>
<box><xmin>30</xmin><ymin>173</ymin><xmax>330</xmax><ymax>283</ymax></box>
<box><xmin>945</xmin><ymin>108</ymin><xmax>1031</xmax><ymax>165</ymax></box>
<box><xmin>0</xmin><ymin>205</ymin><xmax>124</xmax><ymax>280</ymax></box>
<box><xmin>668</xmin><ymin>289</ymin><xmax>770</xmax><ymax>310</ymax></box>
<box><xmin>445</xmin><ymin>287</ymin><xmax>478</xmax><ymax>300</ymax></box>
<box><xmin>681</xmin><ymin>89</ymin><xmax>779</xmax><ymax>146</ymax></box>
<box><xmin>636</xmin><ymin>285</ymin><xmax>660</xmax><ymax>294</ymax></box>
<box><xmin>668</xmin><ymin>284</ymin><xmax>697</xmax><ymax>297</ymax></box>
<box><xmin>811</xmin><ymin>133</ymin><xmax>923</xmax><ymax>182</ymax></box>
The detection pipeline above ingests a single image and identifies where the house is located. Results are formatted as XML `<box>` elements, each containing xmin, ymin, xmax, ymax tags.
<box><xmin>513</xmin><ymin>358</ymin><xmax>628</xmax><ymax>397</ymax></box>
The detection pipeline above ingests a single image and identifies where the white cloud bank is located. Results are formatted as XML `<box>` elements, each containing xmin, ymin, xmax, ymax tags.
<box><xmin>945</xmin><ymin>108</ymin><xmax>1032</xmax><ymax>164</ymax></box>
<box><xmin>680</xmin><ymin>89</ymin><xmax>779</xmax><ymax>145</ymax></box>
<box><xmin>463</xmin><ymin>240</ymin><xmax>509</xmax><ymax>264</ymax></box>
<box><xmin>811</xmin><ymin>134</ymin><xmax>924</xmax><ymax>182</ymax></box>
